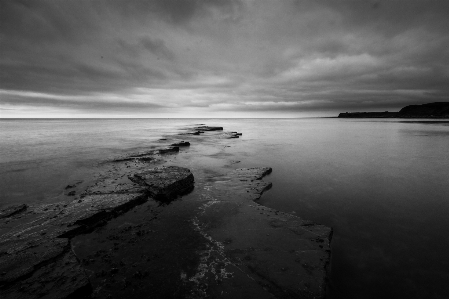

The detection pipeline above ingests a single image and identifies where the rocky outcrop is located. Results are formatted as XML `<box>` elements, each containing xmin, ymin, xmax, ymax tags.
<box><xmin>0</xmin><ymin>204</ymin><xmax>26</xmax><ymax>219</ymax></box>
<box><xmin>0</xmin><ymin>164</ymin><xmax>195</xmax><ymax>298</ymax></box>
<box><xmin>171</xmin><ymin>141</ymin><xmax>190</xmax><ymax>147</ymax></box>
<box><xmin>0</xmin><ymin>194</ymin><xmax>146</xmax><ymax>298</ymax></box>
<box><xmin>0</xmin><ymin>124</ymin><xmax>332</xmax><ymax>299</ymax></box>
<box><xmin>185</xmin><ymin>131</ymin><xmax>203</xmax><ymax>135</ymax></box>
<box><xmin>194</xmin><ymin>126</ymin><xmax>223</xmax><ymax>131</ymax></box>
<box><xmin>158</xmin><ymin>147</ymin><xmax>179</xmax><ymax>154</ymax></box>
<box><xmin>227</xmin><ymin>132</ymin><xmax>242</xmax><ymax>138</ymax></box>
<box><xmin>130</xmin><ymin>166</ymin><xmax>194</xmax><ymax>200</ymax></box>
<box><xmin>183</xmin><ymin>125</ymin><xmax>240</xmax><ymax>138</ymax></box>
<box><xmin>112</xmin><ymin>147</ymin><xmax>179</xmax><ymax>162</ymax></box>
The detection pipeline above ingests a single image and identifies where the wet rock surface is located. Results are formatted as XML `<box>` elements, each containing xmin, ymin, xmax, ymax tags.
<box><xmin>130</xmin><ymin>166</ymin><xmax>194</xmax><ymax>200</ymax></box>
<box><xmin>194</xmin><ymin>126</ymin><xmax>223</xmax><ymax>131</ymax></box>
<box><xmin>111</xmin><ymin>147</ymin><xmax>178</xmax><ymax>162</ymax></box>
<box><xmin>171</xmin><ymin>141</ymin><xmax>190</xmax><ymax>147</ymax></box>
<box><xmin>0</xmin><ymin>204</ymin><xmax>27</xmax><ymax>219</ymax></box>
<box><xmin>0</xmin><ymin>150</ymin><xmax>193</xmax><ymax>298</ymax></box>
<box><xmin>189</xmin><ymin>167</ymin><xmax>332</xmax><ymax>298</ymax></box>
<box><xmin>0</xmin><ymin>124</ymin><xmax>332</xmax><ymax>298</ymax></box>
<box><xmin>2</xmin><ymin>248</ymin><xmax>91</xmax><ymax>299</ymax></box>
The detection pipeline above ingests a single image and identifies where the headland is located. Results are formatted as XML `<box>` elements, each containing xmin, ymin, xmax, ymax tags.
<box><xmin>338</xmin><ymin>102</ymin><xmax>449</xmax><ymax>118</ymax></box>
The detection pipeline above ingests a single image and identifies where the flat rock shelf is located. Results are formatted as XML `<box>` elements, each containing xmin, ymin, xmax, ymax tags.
<box><xmin>0</xmin><ymin>125</ymin><xmax>332</xmax><ymax>299</ymax></box>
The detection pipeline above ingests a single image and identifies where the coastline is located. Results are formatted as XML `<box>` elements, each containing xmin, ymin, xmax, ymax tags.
<box><xmin>0</xmin><ymin>125</ymin><xmax>332</xmax><ymax>298</ymax></box>
<box><xmin>337</xmin><ymin>102</ymin><xmax>449</xmax><ymax>118</ymax></box>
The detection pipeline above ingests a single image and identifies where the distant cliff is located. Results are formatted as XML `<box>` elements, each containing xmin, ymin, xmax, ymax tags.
<box><xmin>338</xmin><ymin>102</ymin><xmax>449</xmax><ymax>118</ymax></box>
<box><xmin>398</xmin><ymin>102</ymin><xmax>449</xmax><ymax>117</ymax></box>
<box><xmin>338</xmin><ymin>111</ymin><xmax>398</xmax><ymax>118</ymax></box>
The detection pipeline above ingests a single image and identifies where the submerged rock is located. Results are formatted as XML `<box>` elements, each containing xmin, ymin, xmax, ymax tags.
<box><xmin>171</xmin><ymin>141</ymin><xmax>190</xmax><ymax>147</ymax></box>
<box><xmin>64</xmin><ymin>181</ymin><xmax>82</xmax><ymax>190</ymax></box>
<box><xmin>191</xmin><ymin>167</ymin><xmax>332</xmax><ymax>298</ymax></box>
<box><xmin>227</xmin><ymin>132</ymin><xmax>242</xmax><ymax>138</ymax></box>
<box><xmin>157</xmin><ymin>146</ymin><xmax>179</xmax><ymax>154</ymax></box>
<box><xmin>186</xmin><ymin>131</ymin><xmax>203</xmax><ymax>135</ymax></box>
<box><xmin>112</xmin><ymin>146</ymin><xmax>179</xmax><ymax>162</ymax></box>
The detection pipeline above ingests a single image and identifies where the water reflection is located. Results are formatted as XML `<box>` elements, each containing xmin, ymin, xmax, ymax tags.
<box><xmin>231</xmin><ymin>119</ymin><xmax>449</xmax><ymax>299</ymax></box>
<box><xmin>1</xmin><ymin>118</ymin><xmax>448</xmax><ymax>298</ymax></box>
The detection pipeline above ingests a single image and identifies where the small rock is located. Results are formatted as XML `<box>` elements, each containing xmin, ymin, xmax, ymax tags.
<box><xmin>171</xmin><ymin>141</ymin><xmax>190</xmax><ymax>147</ymax></box>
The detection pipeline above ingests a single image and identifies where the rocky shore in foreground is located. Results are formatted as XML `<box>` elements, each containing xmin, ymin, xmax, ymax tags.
<box><xmin>0</xmin><ymin>125</ymin><xmax>332</xmax><ymax>299</ymax></box>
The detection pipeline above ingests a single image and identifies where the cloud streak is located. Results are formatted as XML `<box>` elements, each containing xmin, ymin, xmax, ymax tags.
<box><xmin>1</xmin><ymin>0</ymin><xmax>448</xmax><ymax>117</ymax></box>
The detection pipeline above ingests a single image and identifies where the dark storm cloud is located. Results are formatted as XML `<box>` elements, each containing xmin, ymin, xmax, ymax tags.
<box><xmin>1</xmin><ymin>0</ymin><xmax>448</xmax><ymax>117</ymax></box>
<box><xmin>117</xmin><ymin>37</ymin><xmax>176</xmax><ymax>61</ymax></box>
<box><xmin>140</xmin><ymin>37</ymin><xmax>176</xmax><ymax>61</ymax></box>
<box><xmin>110</xmin><ymin>0</ymin><xmax>244</xmax><ymax>25</ymax></box>
<box><xmin>0</xmin><ymin>91</ymin><xmax>167</xmax><ymax>111</ymax></box>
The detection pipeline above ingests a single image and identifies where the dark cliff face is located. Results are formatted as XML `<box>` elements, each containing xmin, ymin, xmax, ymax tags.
<box><xmin>338</xmin><ymin>102</ymin><xmax>449</xmax><ymax>118</ymax></box>
<box><xmin>398</xmin><ymin>102</ymin><xmax>449</xmax><ymax>117</ymax></box>
<box><xmin>338</xmin><ymin>112</ymin><xmax>398</xmax><ymax>118</ymax></box>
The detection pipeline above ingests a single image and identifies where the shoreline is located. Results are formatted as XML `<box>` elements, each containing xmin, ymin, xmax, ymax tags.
<box><xmin>0</xmin><ymin>125</ymin><xmax>332</xmax><ymax>298</ymax></box>
<box><xmin>338</xmin><ymin>102</ymin><xmax>449</xmax><ymax>118</ymax></box>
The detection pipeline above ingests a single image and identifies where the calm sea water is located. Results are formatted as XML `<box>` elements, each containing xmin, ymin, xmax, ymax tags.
<box><xmin>1</xmin><ymin>118</ymin><xmax>448</xmax><ymax>298</ymax></box>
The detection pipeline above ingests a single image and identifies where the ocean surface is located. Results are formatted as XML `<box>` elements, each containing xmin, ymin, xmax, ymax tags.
<box><xmin>1</xmin><ymin>118</ymin><xmax>449</xmax><ymax>298</ymax></box>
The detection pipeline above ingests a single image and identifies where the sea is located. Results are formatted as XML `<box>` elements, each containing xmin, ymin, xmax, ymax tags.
<box><xmin>1</xmin><ymin>118</ymin><xmax>448</xmax><ymax>299</ymax></box>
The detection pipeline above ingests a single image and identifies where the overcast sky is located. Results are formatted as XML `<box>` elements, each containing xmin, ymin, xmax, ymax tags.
<box><xmin>1</xmin><ymin>0</ymin><xmax>448</xmax><ymax>117</ymax></box>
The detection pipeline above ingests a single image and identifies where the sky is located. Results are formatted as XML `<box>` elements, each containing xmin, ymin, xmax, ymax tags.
<box><xmin>1</xmin><ymin>0</ymin><xmax>448</xmax><ymax>118</ymax></box>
